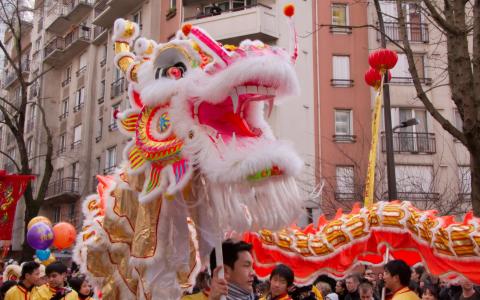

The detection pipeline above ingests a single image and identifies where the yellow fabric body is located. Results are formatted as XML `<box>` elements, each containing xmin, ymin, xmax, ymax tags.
<box><xmin>181</xmin><ymin>291</ymin><xmax>209</xmax><ymax>300</ymax></box>
<box><xmin>392</xmin><ymin>287</ymin><xmax>420</xmax><ymax>300</ymax></box>
<box><xmin>31</xmin><ymin>284</ymin><xmax>79</xmax><ymax>300</ymax></box>
<box><xmin>4</xmin><ymin>285</ymin><xmax>30</xmax><ymax>300</ymax></box>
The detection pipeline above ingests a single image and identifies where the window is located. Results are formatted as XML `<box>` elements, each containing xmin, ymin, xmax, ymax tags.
<box><xmin>109</xmin><ymin>103</ymin><xmax>120</xmax><ymax>131</ymax></box>
<box><xmin>331</xmin><ymin>4</ymin><xmax>350</xmax><ymax>33</ymax></box>
<box><xmin>63</xmin><ymin>66</ymin><xmax>71</xmax><ymax>86</ymax></box>
<box><xmin>60</xmin><ymin>97</ymin><xmax>68</xmax><ymax>119</ymax></box>
<box><xmin>53</xmin><ymin>207</ymin><xmax>61</xmax><ymax>223</ymax></box>
<box><xmin>28</xmin><ymin>104</ymin><xmax>36</xmax><ymax>120</ymax></box>
<box><xmin>26</xmin><ymin>137</ymin><xmax>33</xmax><ymax>157</ymax></box>
<box><xmin>96</xmin><ymin>157</ymin><xmax>101</xmax><ymax>174</ymax></box>
<box><xmin>96</xmin><ymin>117</ymin><xmax>103</xmax><ymax>142</ymax></box>
<box><xmin>169</xmin><ymin>0</ymin><xmax>176</xmax><ymax>9</ymax></box>
<box><xmin>336</xmin><ymin>166</ymin><xmax>355</xmax><ymax>200</ymax></box>
<box><xmin>132</xmin><ymin>10</ymin><xmax>142</xmax><ymax>28</ymax></box>
<box><xmin>74</xmin><ymin>87</ymin><xmax>85</xmax><ymax>111</ymax></box>
<box><xmin>79</xmin><ymin>52</ymin><xmax>87</xmax><ymax>70</ymax></box>
<box><xmin>98</xmin><ymin>80</ymin><xmax>105</xmax><ymax>103</ymax></box>
<box><xmin>100</xmin><ymin>44</ymin><xmax>107</xmax><ymax>67</ymax></box>
<box><xmin>69</xmin><ymin>203</ymin><xmax>75</xmax><ymax>221</ymax></box>
<box><xmin>334</xmin><ymin>109</ymin><xmax>353</xmax><ymax>140</ymax></box>
<box><xmin>379</xmin><ymin>1</ymin><xmax>398</xmax><ymax>22</ymax></box>
<box><xmin>332</xmin><ymin>56</ymin><xmax>352</xmax><ymax>86</ymax></box>
<box><xmin>58</xmin><ymin>133</ymin><xmax>66</xmax><ymax>154</ymax></box>
<box><xmin>72</xmin><ymin>161</ymin><xmax>79</xmax><ymax>179</ymax></box>
<box><xmin>395</xmin><ymin>165</ymin><xmax>435</xmax><ymax>200</ymax></box>
<box><xmin>35</xmin><ymin>37</ymin><xmax>41</xmax><ymax>51</ymax></box>
<box><xmin>391</xmin><ymin>53</ymin><xmax>429</xmax><ymax>84</ymax></box>
<box><xmin>458</xmin><ymin>166</ymin><xmax>471</xmax><ymax>194</ymax></box>
<box><xmin>454</xmin><ymin>109</ymin><xmax>463</xmax><ymax>132</ymax></box>
<box><xmin>56</xmin><ymin>168</ymin><xmax>64</xmax><ymax>181</ymax></box>
<box><xmin>105</xmin><ymin>146</ymin><xmax>116</xmax><ymax>173</ymax></box>
<box><xmin>73</xmin><ymin>124</ymin><xmax>82</xmax><ymax>148</ymax></box>
<box><xmin>389</xmin><ymin>108</ymin><xmax>434</xmax><ymax>153</ymax></box>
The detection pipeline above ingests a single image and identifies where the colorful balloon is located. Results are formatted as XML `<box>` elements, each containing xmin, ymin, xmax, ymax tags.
<box><xmin>35</xmin><ymin>248</ymin><xmax>51</xmax><ymax>261</ymax></box>
<box><xmin>52</xmin><ymin>222</ymin><xmax>76</xmax><ymax>249</ymax></box>
<box><xmin>27</xmin><ymin>222</ymin><xmax>54</xmax><ymax>250</ymax></box>
<box><xmin>27</xmin><ymin>216</ymin><xmax>52</xmax><ymax>230</ymax></box>
<box><xmin>42</xmin><ymin>253</ymin><xmax>56</xmax><ymax>266</ymax></box>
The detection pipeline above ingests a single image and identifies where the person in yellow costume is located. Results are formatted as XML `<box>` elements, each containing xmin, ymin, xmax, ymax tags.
<box><xmin>4</xmin><ymin>261</ymin><xmax>41</xmax><ymax>300</ymax></box>
<box><xmin>260</xmin><ymin>264</ymin><xmax>295</xmax><ymax>300</ymax></box>
<box><xmin>32</xmin><ymin>262</ymin><xmax>78</xmax><ymax>300</ymax></box>
<box><xmin>383</xmin><ymin>260</ymin><xmax>420</xmax><ymax>300</ymax></box>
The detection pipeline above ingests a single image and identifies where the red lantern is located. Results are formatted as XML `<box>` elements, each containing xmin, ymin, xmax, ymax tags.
<box><xmin>368</xmin><ymin>48</ymin><xmax>398</xmax><ymax>71</ymax></box>
<box><xmin>364</xmin><ymin>68</ymin><xmax>392</xmax><ymax>90</ymax></box>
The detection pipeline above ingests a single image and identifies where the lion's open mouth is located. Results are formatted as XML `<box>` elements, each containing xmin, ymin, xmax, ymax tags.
<box><xmin>192</xmin><ymin>84</ymin><xmax>275</xmax><ymax>145</ymax></box>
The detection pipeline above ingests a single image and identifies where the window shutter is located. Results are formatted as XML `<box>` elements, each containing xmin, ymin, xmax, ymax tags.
<box><xmin>333</xmin><ymin>56</ymin><xmax>350</xmax><ymax>80</ymax></box>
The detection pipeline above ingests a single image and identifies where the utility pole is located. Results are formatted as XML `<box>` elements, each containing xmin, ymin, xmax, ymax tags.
<box><xmin>373</xmin><ymin>0</ymin><xmax>397</xmax><ymax>200</ymax></box>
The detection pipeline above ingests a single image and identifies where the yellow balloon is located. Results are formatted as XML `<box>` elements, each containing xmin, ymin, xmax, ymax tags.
<box><xmin>27</xmin><ymin>216</ymin><xmax>52</xmax><ymax>230</ymax></box>
<box><xmin>41</xmin><ymin>253</ymin><xmax>56</xmax><ymax>266</ymax></box>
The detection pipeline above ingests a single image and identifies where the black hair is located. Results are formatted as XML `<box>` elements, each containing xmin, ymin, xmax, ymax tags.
<box><xmin>0</xmin><ymin>280</ymin><xmax>17</xmax><ymax>297</ymax></box>
<box><xmin>20</xmin><ymin>261</ymin><xmax>40</xmax><ymax>280</ymax></box>
<box><xmin>210</xmin><ymin>239</ymin><xmax>252</xmax><ymax>271</ymax></box>
<box><xmin>270</xmin><ymin>264</ymin><xmax>294</xmax><ymax>287</ymax></box>
<box><xmin>384</xmin><ymin>260</ymin><xmax>412</xmax><ymax>287</ymax></box>
<box><xmin>46</xmin><ymin>262</ymin><xmax>68</xmax><ymax>276</ymax></box>
<box><xmin>413</xmin><ymin>265</ymin><xmax>425</xmax><ymax>278</ymax></box>
<box><xmin>422</xmin><ymin>284</ymin><xmax>440</xmax><ymax>299</ymax></box>
<box><xmin>68</xmin><ymin>276</ymin><xmax>86</xmax><ymax>293</ymax></box>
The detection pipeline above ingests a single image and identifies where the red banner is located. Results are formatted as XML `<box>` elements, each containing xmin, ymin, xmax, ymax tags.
<box><xmin>0</xmin><ymin>170</ymin><xmax>34</xmax><ymax>242</ymax></box>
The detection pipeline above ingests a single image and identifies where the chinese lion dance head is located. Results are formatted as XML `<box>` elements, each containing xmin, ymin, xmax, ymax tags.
<box><xmin>74</xmin><ymin>6</ymin><xmax>304</xmax><ymax>300</ymax></box>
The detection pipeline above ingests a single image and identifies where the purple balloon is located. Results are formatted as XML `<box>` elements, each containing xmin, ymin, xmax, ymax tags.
<box><xmin>27</xmin><ymin>222</ymin><xmax>54</xmax><ymax>250</ymax></box>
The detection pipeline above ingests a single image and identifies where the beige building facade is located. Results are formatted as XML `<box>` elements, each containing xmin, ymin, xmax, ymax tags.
<box><xmin>367</xmin><ymin>1</ymin><xmax>471</xmax><ymax>215</ymax></box>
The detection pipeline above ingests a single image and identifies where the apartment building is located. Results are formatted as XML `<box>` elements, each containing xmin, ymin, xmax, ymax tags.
<box><xmin>364</xmin><ymin>1</ymin><xmax>471</xmax><ymax>215</ymax></box>
<box><xmin>311</xmin><ymin>1</ymin><xmax>373</xmax><ymax>215</ymax></box>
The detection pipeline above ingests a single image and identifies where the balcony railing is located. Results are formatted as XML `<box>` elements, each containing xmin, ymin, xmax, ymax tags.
<box><xmin>110</xmin><ymin>77</ymin><xmax>126</xmax><ymax>98</ymax></box>
<box><xmin>397</xmin><ymin>192</ymin><xmax>440</xmax><ymax>202</ymax></box>
<box><xmin>108</xmin><ymin>122</ymin><xmax>118</xmax><ymax>131</ymax></box>
<box><xmin>73</xmin><ymin>102</ymin><xmax>84</xmax><ymax>112</ymax></box>
<box><xmin>76</xmin><ymin>66</ymin><xmax>86</xmax><ymax>77</ymax></box>
<box><xmin>103</xmin><ymin>166</ymin><xmax>116</xmax><ymax>174</ymax></box>
<box><xmin>330</xmin><ymin>25</ymin><xmax>352</xmax><ymax>34</ymax></box>
<box><xmin>59</xmin><ymin>112</ymin><xmax>68</xmax><ymax>120</ymax></box>
<box><xmin>93</xmin><ymin>26</ymin><xmax>107</xmax><ymax>44</ymax></box>
<box><xmin>333</xmin><ymin>134</ymin><xmax>356</xmax><ymax>143</ymax></box>
<box><xmin>44</xmin><ymin>26</ymin><xmax>91</xmax><ymax>66</ymax></box>
<box><xmin>71</xmin><ymin>140</ymin><xmax>82</xmax><ymax>149</ymax></box>
<box><xmin>45</xmin><ymin>177</ymin><xmax>80</xmax><ymax>198</ymax></box>
<box><xmin>390</xmin><ymin>77</ymin><xmax>432</xmax><ymax>85</ymax></box>
<box><xmin>381</xmin><ymin>132</ymin><xmax>436</xmax><ymax>154</ymax></box>
<box><xmin>378</xmin><ymin>22</ymin><xmax>429</xmax><ymax>43</ymax></box>
<box><xmin>57</xmin><ymin>146</ymin><xmax>67</xmax><ymax>155</ymax></box>
<box><xmin>331</xmin><ymin>79</ymin><xmax>354</xmax><ymax>87</ymax></box>
<box><xmin>334</xmin><ymin>192</ymin><xmax>358</xmax><ymax>201</ymax></box>
<box><xmin>94</xmin><ymin>0</ymin><xmax>107</xmax><ymax>18</ymax></box>
<box><xmin>184</xmin><ymin>3</ymin><xmax>271</xmax><ymax>21</ymax></box>
<box><xmin>2</xmin><ymin>60</ymin><xmax>30</xmax><ymax>88</ymax></box>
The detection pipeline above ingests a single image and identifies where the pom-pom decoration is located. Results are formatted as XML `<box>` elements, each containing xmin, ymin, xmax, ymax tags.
<box><xmin>368</xmin><ymin>48</ymin><xmax>398</xmax><ymax>72</ymax></box>
<box><xmin>283</xmin><ymin>3</ymin><xmax>295</xmax><ymax>17</ymax></box>
<box><xmin>364</xmin><ymin>67</ymin><xmax>392</xmax><ymax>90</ymax></box>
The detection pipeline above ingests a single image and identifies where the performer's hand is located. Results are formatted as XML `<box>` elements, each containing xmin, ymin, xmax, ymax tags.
<box><xmin>209</xmin><ymin>266</ymin><xmax>228</xmax><ymax>300</ymax></box>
